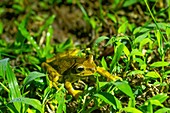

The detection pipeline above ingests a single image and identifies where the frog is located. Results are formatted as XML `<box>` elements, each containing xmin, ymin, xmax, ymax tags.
<box><xmin>42</xmin><ymin>49</ymin><xmax>121</xmax><ymax>98</ymax></box>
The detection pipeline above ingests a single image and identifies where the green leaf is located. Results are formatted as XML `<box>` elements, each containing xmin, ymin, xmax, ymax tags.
<box><xmin>0</xmin><ymin>21</ymin><xmax>3</xmax><ymax>34</ymax></box>
<box><xmin>123</xmin><ymin>45</ymin><xmax>130</xmax><ymax>58</ymax></box>
<box><xmin>18</xmin><ymin>20</ymin><xmax>41</xmax><ymax>55</ymax></box>
<box><xmin>98</xmin><ymin>82</ymin><xmax>110</xmax><ymax>89</ymax></box>
<box><xmin>150</xmin><ymin>61</ymin><xmax>169</xmax><ymax>67</ymax></box>
<box><xmin>105</xmin><ymin>36</ymin><xmax>115</xmax><ymax>46</ymax></box>
<box><xmin>101</xmin><ymin>57</ymin><xmax>108</xmax><ymax>70</ymax></box>
<box><xmin>145</xmin><ymin>71</ymin><xmax>160</xmax><ymax>79</ymax></box>
<box><xmin>10</xmin><ymin>97</ymin><xmax>43</xmax><ymax>113</ymax></box>
<box><xmin>121</xmin><ymin>107</ymin><xmax>143</xmax><ymax>113</ymax></box>
<box><xmin>23</xmin><ymin>71</ymin><xmax>46</xmax><ymax>88</ymax></box>
<box><xmin>7</xmin><ymin>103</ymin><xmax>19</xmax><ymax>113</ymax></box>
<box><xmin>5</xmin><ymin>61</ymin><xmax>22</xmax><ymax>112</ymax></box>
<box><xmin>56</xmin><ymin>37</ymin><xmax>73</xmax><ymax>52</ymax></box>
<box><xmin>149</xmin><ymin>100</ymin><xmax>164</xmax><ymax>107</ymax></box>
<box><xmin>114</xmin><ymin>81</ymin><xmax>134</xmax><ymax>98</ymax></box>
<box><xmin>89</xmin><ymin>17</ymin><xmax>97</xmax><ymax>29</ymax></box>
<box><xmin>35</xmin><ymin>15</ymin><xmax>55</xmax><ymax>37</ymax></box>
<box><xmin>149</xmin><ymin>93</ymin><xmax>168</xmax><ymax>103</ymax></box>
<box><xmin>155</xmin><ymin>108</ymin><xmax>170</xmax><ymax>113</ymax></box>
<box><xmin>43</xmin><ymin>25</ymin><xmax>54</xmax><ymax>57</ymax></box>
<box><xmin>56</xmin><ymin>90</ymin><xmax>66</xmax><ymax>113</ymax></box>
<box><xmin>110</xmin><ymin>43</ymin><xmax>124</xmax><ymax>72</ymax></box>
<box><xmin>139</xmin><ymin>37</ymin><xmax>153</xmax><ymax>50</ymax></box>
<box><xmin>166</xmin><ymin>27</ymin><xmax>170</xmax><ymax>39</ymax></box>
<box><xmin>123</xmin><ymin>0</ymin><xmax>140</xmax><ymax>7</ymax></box>
<box><xmin>130</xmin><ymin>49</ymin><xmax>143</xmax><ymax>57</ymax></box>
<box><xmin>127</xmin><ymin>70</ymin><xmax>144</xmax><ymax>76</ymax></box>
<box><xmin>107</xmin><ymin>13</ymin><xmax>117</xmax><ymax>23</ymax></box>
<box><xmin>118</xmin><ymin>21</ymin><xmax>128</xmax><ymax>34</ymax></box>
<box><xmin>94</xmin><ymin>36</ymin><xmax>109</xmax><ymax>47</ymax></box>
<box><xmin>133</xmin><ymin>26</ymin><xmax>150</xmax><ymax>35</ymax></box>
<box><xmin>94</xmin><ymin>92</ymin><xmax>122</xmax><ymax>109</ymax></box>
<box><xmin>0</xmin><ymin>58</ymin><xmax>9</xmax><ymax>79</ymax></box>
<box><xmin>134</xmin><ymin>31</ymin><xmax>149</xmax><ymax>44</ymax></box>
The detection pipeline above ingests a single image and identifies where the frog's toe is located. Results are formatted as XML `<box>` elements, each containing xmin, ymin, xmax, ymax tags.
<box><xmin>72</xmin><ymin>90</ymin><xmax>83</xmax><ymax>98</ymax></box>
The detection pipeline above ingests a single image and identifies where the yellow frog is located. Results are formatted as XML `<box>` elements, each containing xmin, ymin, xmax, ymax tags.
<box><xmin>42</xmin><ymin>49</ymin><xmax>121</xmax><ymax>98</ymax></box>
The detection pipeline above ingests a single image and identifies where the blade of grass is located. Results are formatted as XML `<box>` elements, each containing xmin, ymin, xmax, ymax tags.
<box><xmin>6</xmin><ymin>61</ymin><xmax>22</xmax><ymax>112</ymax></box>
<box><xmin>110</xmin><ymin>43</ymin><xmax>124</xmax><ymax>73</ymax></box>
<box><xmin>144</xmin><ymin>0</ymin><xmax>166</xmax><ymax>67</ymax></box>
<box><xmin>144</xmin><ymin>0</ymin><xmax>167</xmax><ymax>42</ymax></box>
<box><xmin>77</xmin><ymin>0</ymin><xmax>89</xmax><ymax>21</ymax></box>
<box><xmin>0</xmin><ymin>58</ymin><xmax>22</xmax><ymax>112</ymax></box>
<box><xmin>18</xmin><ymin>20</ymin><xmax>41</xmax><ymax>56</ymax></box>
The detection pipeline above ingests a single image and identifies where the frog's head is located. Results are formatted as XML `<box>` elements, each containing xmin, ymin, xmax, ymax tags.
<box><xmin>70</xmin><ymin>55</ymin><xmax>96</xmax><ymax>76</ymax></box>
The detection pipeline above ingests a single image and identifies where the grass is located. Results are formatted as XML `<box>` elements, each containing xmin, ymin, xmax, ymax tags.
<box><xmin>0</xmin><ymin>0</ymin><xmax>170</xmax><ymax>113</ymax></box>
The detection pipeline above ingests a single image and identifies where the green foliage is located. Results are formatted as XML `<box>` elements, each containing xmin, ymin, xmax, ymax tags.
<box><xmin>0</xmin><ymin>0</ymin><xmax>170</xmax><ymax>112</ymax></box>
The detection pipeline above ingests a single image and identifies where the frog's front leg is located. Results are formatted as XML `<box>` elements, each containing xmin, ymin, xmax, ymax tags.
<box><xmin>96</xmin><ymin>67</ymin><xmax>122</xmax><ymax>81</ymax></box>
<box><xmin>65</xmin><ymin>80</ymin><xmax>83</xmax><ymax>98</ymax></box>
<box><xmin>42</xmin><ymin>62</ymin><xmax>61</xmax><ymax>89</ymax></box>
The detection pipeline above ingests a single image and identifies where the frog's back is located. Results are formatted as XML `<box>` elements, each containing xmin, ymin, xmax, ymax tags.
<box><xmin>48</xmin><ymin>56</ymin><xmax>86</xmax><ymax>74</ymax></box>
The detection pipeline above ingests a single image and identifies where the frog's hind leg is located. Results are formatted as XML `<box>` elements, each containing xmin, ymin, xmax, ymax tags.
<box><xmin>65</xmin><ymin>80</ymin><xmax>83</xmax><ymax>98</ymax></box>
<box><xmin>42</xmin><ymin>62</ymin><xmax>61</xmax><ymax>89</ymax></box>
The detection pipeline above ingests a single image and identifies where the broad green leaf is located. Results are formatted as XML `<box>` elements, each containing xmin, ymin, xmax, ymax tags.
<box><xmin>114</xmin><ymin>81</ymin><xmax>134</xmax><ymax>98</ymax></box>
<box><xmin>101</xmin><ymin>57</ymin><xmax>108</xmax><ymax>70</ymax></box>
<box><xmin>145</xmin><ymin>71</ymin><xmax>160</xmax><ymax>79</ymax></box>
<box><xmin>118</xmin><ymin>21</ymin><xmax>128</xmax><ymax>34</ymax></box>
<box><xmin>139</xmin><ymin>37</ymin><xmax>153</xmax><ymax>50</ymax></box>
<box><xmin>127</xmin><ymin>70</ymin><xmax>144</xmax><ymax>76</ymax></box>
<box><xmin>123</xmin><ymin>0</ymin><xmax>140</xmax><ymax>7</ymax></box>
<box><xmin>23</xmin><ymin>71</ymin><xmax>46</xmax><ymax>87</ymax></box>
<box><xmin>165</xmin><ymin>70</ymin><xmax>170</xmax><ymax>75</ymax></box>
<box><xmin>148</xmin><ymin>23</ymin><xmax>170</xmax><ymax>30</ymax></box>
<box><xmin>150</xmin><ymin>61</ymin><xmax>169</xmax><ymax>67</ymax></box>
<box><xmin>121</xmin><ymin>107</ymin><xmax>143</xmax><ymax>113</ymax></box>
<box><xmin>149</xmin><ymin>100</ymin><xmax>164</xmax><ymax>107</ymax></box>
<box><xmin>105</xmin><ymin>36</ymin><xmax>115</xmax><ymax>46</ymax></box>
<box><xmin>107</xmin><ymin>13</ymin><xmax>117</xmax><ymax>23</ymax></box>
<box><xmin>130</xmin><ymin>49</ymin><xmax>143</xmax><ymax>56</ymax></box>
<box><xmin>98</xmin><ymin>82</ymin><xmax>110</xmax><ymax>89</ymax></box>
<box><xmin>150</xmin><ymin>93</ymin><xmax>168</xmax><ymax>103</ymax></box>
<box><xmin>94</xmin><ymin>36</ymin><xmax>109</xmax><ymax>47</ymax></box>
<box><xmin>155</xmin><ymin>108</ymin><xmax>170</xmax><ymax>113</ymax></box>
<box><xmin>94</xmin><ymin>92</ymin><xmax>122</xmax><ymax>109</ymax></box>
<box><xmin>89</xmin><ymin>17</ymin><xmax>97</xmax><ymax>29</ymax></box>
<box><xmin>134</xmin><ymin>31</ymin><xmax>149</xmax><ymax>44</ymax></box>
<box><xmin>133</xmin><ymin>58</ymin><xmax>145</xmax><ymax>65</ymax></box>
<box><xmin>10</xmin><ymin>97</ymin><xmax>43</xmax><ymax>113</ymax></box>
<box><xmin>133</xmin><ymin>26</ymin><xmax>150</xmax><ymax>34</ymax></box>
<box><xmin>123</xmin><ymin>45</ymin><xmax>130</xmax><ymax>58</ymax></box>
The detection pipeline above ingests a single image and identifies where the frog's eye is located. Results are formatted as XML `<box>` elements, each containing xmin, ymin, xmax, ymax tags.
<box><xmin>76</xmin><ymin>66</ymin><xmax>84</xmax><ymax>73</ymax></box>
